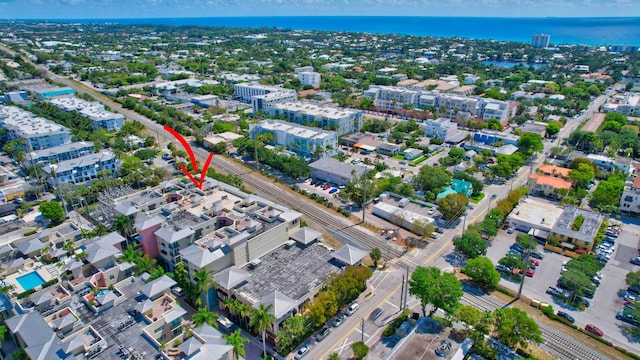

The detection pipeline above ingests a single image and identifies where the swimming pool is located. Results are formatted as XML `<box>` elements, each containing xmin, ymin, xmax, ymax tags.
<box><xmin>16</xmin><ymin>272</ymin><xmax>45</xmax><ymax>291</ymax></box>
<box><xmin>96</xmin><ymin>289</ymin><xmax>110</xmax><ymax>297</ymax></box>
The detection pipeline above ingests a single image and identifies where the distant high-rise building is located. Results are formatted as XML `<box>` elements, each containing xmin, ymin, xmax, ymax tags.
<box><xmin>531</xmin><ymin>33</ymin><xmax>551</xmax><ymax>48</ymax></box>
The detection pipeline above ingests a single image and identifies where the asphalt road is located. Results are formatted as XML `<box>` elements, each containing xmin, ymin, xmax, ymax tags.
<box><xmin>23</xmin><ymin>58</ymin><xmax>624</xmax><ymax>358</ymax></box>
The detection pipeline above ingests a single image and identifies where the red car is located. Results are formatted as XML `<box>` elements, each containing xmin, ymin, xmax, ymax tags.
<box><xmin>529</xmin><ymin>258</ymin><xmax>540</xmax><ymax>266</ymax></box>
<box><xmin>519</xmin><ymin>268</ymin><xmax>534</xmax><ymax>277</ymax></box>
<box><xmin>585</xmin><ymin>324</ymin><xmax>603</xmax><ymax>336</ymax></box>
<box><xmin>323</xmin><ymin>184</ymin><xmax>331</xmax><ymax>190</ymax></box>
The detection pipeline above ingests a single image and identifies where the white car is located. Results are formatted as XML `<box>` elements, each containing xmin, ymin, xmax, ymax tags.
<box><xmin>294</xmin><ymin>346</ymin><xmax>309</xmax><ymax>360</ymax></box>
<box><xmin>428</xmin><ymin>207</ymin><xmax>437</xmax><ymax>215</ymax></box>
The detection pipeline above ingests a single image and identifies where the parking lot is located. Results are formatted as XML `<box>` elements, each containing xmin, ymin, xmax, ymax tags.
<box><xmin>484</xmin><ymin>220</ymin><xmax>640</xmax><ymax>353</ymax></box>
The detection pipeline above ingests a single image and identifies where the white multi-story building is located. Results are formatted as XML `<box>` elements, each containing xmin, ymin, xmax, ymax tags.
<box><xmin>266</xmin><ymin>102</ymin><xmax>362</xmax><ymax>135</ymax></box>
<box><xmin>250</xmin><ymin>120</ymin><xmax>338</xmax><ymax>160</ymax></box>
<box><xmin>297</xmin><ymin>71</ymin><xmax>321</xmax><ymax>86</ymax></box>
<box><xmin>531</xmin><ymin>33</ymin><xmax>550</xmax><ymax>48</ymax></box>
<box><xmin>604</xmin><ymin>92</ymin><xmax>640</xmax><ymax>116</ymax></box>
<box><xmin>28</xmin><ymin>141</ymin><xmax>95</xmax><ymax>166</ymax></box>
<box><xmin>620</xmin><ymin>175</ymin><xmax>640</xmax><ymax>214</ymax></box>
<box><xmin>0</xmin><ymin>105</ymin><xmax>72</xmax><ymax>150</ymax></box>
<box><xmin>366</xmin><ymin>86</ymin><xmax>419</xmax><ymax>110</ymax></box>
<box><xmin>438</xmin><ymin>94</ymin><xmax>482</xmax><ymax>117</ymax></box>
<box><xmin>233</xmin><ymin>83</ymin><xmax>296</xmax><ymax>104</ymax></box>
<box><xmin>482</xmin><ymin>99</ymin><xmax>510</xmax><ymax>123</ymax></box>
<box><xmin>251</xmin><ymin>90</ymin><xmax>298</xmax><ymax>113</ymax></box>
<box><xmin>42</xmin><ymin>151</ymin><xmax>119</xmax><ymax>185</ymax></box>
<box><xmin>422</xmin><ymin>118</ymin><xmax>458</xmax><ymax>140</ymax></box>
<box><xmin>47</xmin><ymin>96</ymin><xmax>124</xmax><ymax>131</ymax></box>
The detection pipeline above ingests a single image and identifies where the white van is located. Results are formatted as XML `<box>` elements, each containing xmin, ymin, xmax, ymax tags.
<box><xmin>345</xmin><ymin>302</ymin><xmax>359</xmax><ymax>316</ymax></box>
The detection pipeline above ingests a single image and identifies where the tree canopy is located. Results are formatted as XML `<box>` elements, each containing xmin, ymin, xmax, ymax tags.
<box><xmin>438</xmin><ymin>193</ymin><xmax>469</xmax><ymax>221</ymax></box>
<box><xmin>39</xmin><ymin>201</ymin><xmax>64</xmax><ymax>224</ymax></box>
<box><xmin>463</xmin><ymin>256</ymin><xmax>501</xmax><ymax>289</ymax></box>
<box><xmin>493</xmin><ymin>308</ymin><xmax>542</xmax><ymax>350</ymax></box>
<box><xmin>409</xmin><ymin>266</ymin><xmax>463</xmax><ymax>317</ymax></box>
<box><xmin>517</xmin><ymin>132</ymin><xmax>544</xmax><ymax>156</ymax></box>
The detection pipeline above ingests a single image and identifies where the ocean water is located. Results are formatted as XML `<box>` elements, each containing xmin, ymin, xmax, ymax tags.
<box><xmin>70</xmin><ymin>16</ymin><xmax>640</xmax><ymax>46</ymax></box>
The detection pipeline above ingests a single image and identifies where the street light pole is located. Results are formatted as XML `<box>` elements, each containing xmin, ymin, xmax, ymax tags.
<box><xmin>361</xmin><ymin>317</ymin><xmax>365</xmax><ymax>343</ymax></box>
<box><xmin>50</xmin><ymin>164</ymin><xmax>67</xmax><ymax>219</ymax></box>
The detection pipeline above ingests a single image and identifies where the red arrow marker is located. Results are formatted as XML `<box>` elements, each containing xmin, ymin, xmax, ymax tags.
<box><xmin>164</xmin><ymin>125</ymin><xmax>214</xmax><ymax>190</ymax></box>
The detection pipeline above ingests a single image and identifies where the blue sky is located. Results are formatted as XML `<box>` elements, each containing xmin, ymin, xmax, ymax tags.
<box><xmin>1</xmin><ymin>0</ymin><xmax>639</xmax><ymax>19</ymax></box>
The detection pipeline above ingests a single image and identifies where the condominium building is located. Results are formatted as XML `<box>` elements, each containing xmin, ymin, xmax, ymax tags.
<box><xmin>365</xmin><ymin>86</ymin><xmax>419</xmax><ymax>110</ymax></box>
<box><xmin>619</xmin><ymin>172</ymin><xmax>640</xmax><ymax>214</ymax></box>
<box><xmin>298</xmin><ymin>71</ymin><xmax>321</xmax><ymax>86</ymax></box>
<box><xmin>233</xmin><ymin>82</ymin><xmax>295</xmax><ymax>104</ymax></box>
<box><xmin>251</xmin><ymin>90</ymin><xmax>298</xmax><ymax>113</ymax></box>
<box><xmin>27</xmin><ymin>141</ymin><xmax>95</xmax><ymax>166</ymax></box>
<box><xmin>0</xmin><ymin>105</ymin><xmax>72</xmax><ymax>150</ymax></box>
<box><xmin>473</xmin><ymin>130</ymin><xmax>519</xmax><ymax>146</ymax></box>
<box><xmin>48</xmin><ymin>96</ymin><xmax>125</xmax><ymax>131</ymax></box>
<box><xmin>604</xmin><ymin>92</ymin><xmax>640</xmax><ymax>116</ymax></box>
<box><xmin>42</xmin><ymin>151</ymin><xmax>119</xmax><ymax>185</ymax></box>
<box><xmin>250</xmin><ymin>120</ymin><xmax>338</xmax><ymax>159</ymax></box>
<box><xmin>266</xmin><ymin>101</ymin><xmax>363</xmax><ymax>135</ymax></box>
<box><xmin>482</xmin><ymin>99</ymin><xmax>510</xmax><ymax>123</ymax></box>
<box><xmin>531</xmin><ymin>33</ymin><xmax>551</xmax><ymax>48</ymax></box>
<box><xmin>421</xmin><ymin>118</ymin><xmax>458</xmax><ymax>140</ymax></box>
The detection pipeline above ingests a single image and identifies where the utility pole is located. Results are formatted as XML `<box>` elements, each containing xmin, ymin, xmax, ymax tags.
<box><xmin>461</xmin><ymin>211</ymin><xmax>467</xmax><ymax>236</ymax></box>
<box><xmin>361</xmin><ymin>318</ymin><xmax>365</xmax><ymax>343</ymax></box>
<box><xmin>399</xmin><ymin>274</ymin><xmax>405</xmax><ymax>310</ymax></box>
<box><xmin>403</xmin><ymin>265</ymin><xmax>410</xmax><ymax>310</ymax></box>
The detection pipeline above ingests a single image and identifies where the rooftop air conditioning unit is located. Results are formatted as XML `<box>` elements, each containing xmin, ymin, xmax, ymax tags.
<box><xmin>284</xmin><ymin>239</ymin><xmax>296</xmax><ymax>250</ymax></box>
<box><xmin>249</xmin><ymin>259</ymin><xmax>262</xmax><ymax>270</ymax></box>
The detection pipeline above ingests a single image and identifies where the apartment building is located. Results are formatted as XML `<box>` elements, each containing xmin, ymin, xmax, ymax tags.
<box><xmin>550</xmin><ymin>206</ymin><xmax>604</xmax><ymax>253</ymax></box>
<box><xmin>250</xmin><ymin>120</ymin><xmax>338</xmax><ymax>160</ymax></box>
<box><xmin>604</xmin><ymin>92</ymin><xmax>640</xmax><ymax>116</ymax></box>
<box><xmin>482</xmin><ymin>99</ymin><xmax>510</xmax><ymax>123</ymax></box>
<box><xmin>619</xmin><ymin>174</ymin><xmax>640</xmax><ymax>214</ymax></box>
<box><xmin>27</xmin><ymin>141</ymin><xmax>95</xmax><ymax>166</ymax></box>
<box><xmin>473</xmin><ymin>130</ymin><xmax>519</xmax><ymax>146</ymax></box>
<box><xmin>527</xmin><ymin>174</ymin><xmax>572</xmax><ymax>198</ymax></box>
<box><xmin>266</xmin><ymin>101</ymin><xmax>363</xmax><ymax>135</ymax></box>
<box><xmin>0</xmin><ymin>105</ymin><xmax>72</xmax><ymax>150</ymax></box>
<box><xmin>298</xmin><ymin>71</ymin><xmax>321</xmax><ymax>86</ymax></box>
<box><xmin>531</xmin><ymin>33</ymin><xmax>551</xmax><ymax>48</ymax></box>
<box><xmin>251</xmin><ymin>90</ymin><xmax>298</xmax><ymax>113</ymax></box>
<box><xmin>48</xmin><ymin>96</ymin><xmax>125</xmax><ymax>131</ymax></box>
<box><xmin>586</xmin><ymin>154</ymin><xmax>633</xmax><ymax>174</ymax></box>
<box><xmin>421</xmin><ymin>118</ymin><xmax>458</xmax><ymax>140</ymax></box>
<box><xmin>42</xmin><ymin>151</ymin><xmax>119</xmax><ymax>185</ymax></box>
<box><xmin>365</xmin><ymin>86</ymin><xmax>419</xmax><ymax>110</ymax></box>
<box><xmin>233</xmin><ymin>82</ymin><xmax>295</xmax><ymax>104</ymax></box>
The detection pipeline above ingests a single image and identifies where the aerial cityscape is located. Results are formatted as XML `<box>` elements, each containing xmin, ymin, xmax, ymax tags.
<box><xmin>1</xmin><ymin>4</ymin><xmax>640</xmax><ymax>360</ymax></box>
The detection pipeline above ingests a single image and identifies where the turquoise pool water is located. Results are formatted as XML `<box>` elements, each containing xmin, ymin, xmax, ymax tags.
<box><xmin>16</xmin><ymin>272</ymin><xmax>45</xmax><ymax>291</ymax></box>
<box><xmin>96</xmin><ymin>289</ymin><xmax>110</xmax><ymax>297</ymax></box>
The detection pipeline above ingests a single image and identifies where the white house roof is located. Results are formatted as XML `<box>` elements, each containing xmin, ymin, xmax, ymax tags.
<box><xmin>213</xmin><ymin>266</ymin><xmax>251</xmax><ymax>290</ymax></box>
<box><xmin>290</xmin><ymin>227</ymin><xmax>322</xmax><ymax>245</ymax></box>
<box><xmin>332</xmin><ymin>244</ymin><xmax>368</xmax><ymax>266</ymax></box>
<box><xmin>139</xmin><ymin>275</ymin><xmax>176</xmax><ymax>299</ymax></box>
<box><xmin>255</xmin><ymin>290</ymin><xmax>297</xmax><ymax>319</ymax></box>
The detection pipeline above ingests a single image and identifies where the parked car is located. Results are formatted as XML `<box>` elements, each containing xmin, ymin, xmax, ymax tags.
<box><xmin>519</xmin><ymin>268</ymin><xmax>534</xmax><ymax>277</ymax></box>
<box><xmin>171</xmin><ymin>286</ymin><xmax>184</xmax><ymax>297</ymax></box>
<box><xmin>345</xmin><ymin>302</ymin><xmax>359</xmax><ymax>316</ymax></box>
<box><xmin>370</xmin><ymin>308</ymin><xmax>383</xmax><ymax>320</ymax></box>
<box><xmin>435</xmin><ymin>340</ymin><xmax>452</xmax><ymax>357</ymax></box>
<box><xmin>507</xmin><ymin>227</ymin><xmax>514</xmax><ymax>234</ymax></box>
<box><xmin>315</xmin><ymin>327</ymin><xmax>331</xmax><ymax>342</ymax></box>
<box><xmin>428</xmin><ymin>207</ymin><xmax>437</xmax><ymax>215</ymax></box>
<box><xmin>530</xmin><ymin>252</ymin><xmax>544</xmax><ymax>260</ymax></box>
<box><xmin>585</xmin><ymin>324</ymin><xmax>603</xmax><ymax>336</ymax></box>
<box><xmin>294</xmin><ymin>346</ymin><xmax>310</xmax><ymax>359</ymax></box>
<box><xmin>557</xmin><ymin>311</ymin><xmax>575</xmax><ymax>323</ymax></box>
<box><xmin>333</xmin><ymin>313</ymin><xmax>346</xmax><ymax>327</ymax></box>
<box><xmin>617</xmin><ymin>311</ymin><xmax>639</xmax><ymax>326</ymax></box>
<box><xmin>510</xmin><ymin>244</ymin><xmax>524</xmax><ymax>253</ymax></box>
<box><xmin>529</xmin><ymin>258</ymin><xmax>540</xmax><ymax>266</ymax></box>
<box><xmin>496</xmin><ymin>264</ymin><xmax>511</xmax><ymax>273</ymax></box>
<box><xmin>435</xmin><ymin>228</ymin><xmax>444</xmax><ymax>234</ymax></box>
<box><xmin>329</xmin><ymin>188</ymin><xmax>338</xmax><ymax>194</ymax></box>
<box><xmin>631</xmin><ymin>257</ymin><xmax>640</xmax><ymax>266</ymax></box>
<box><xmin>576</xmin><ymin>296</ymin><xmax>590</xmax><ymax>307</ymax></box>
<box><xmin>322</xmin><ymin>184</ymin><xmax>331</xmax><ymax>190</ymax></box>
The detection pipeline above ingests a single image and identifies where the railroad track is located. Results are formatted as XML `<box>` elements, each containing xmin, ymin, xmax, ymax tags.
<box><xmin>460</xmin><ymin>289</ymin><xmax>608</xmax><ymax>360</ymax></box>
<box><xmin>204</xmin><ymin>151</ymin><xmax>407</xmax><ymax>259</ymax></box>
<box><xmin>540</xmin><ymin>325</ymin><xmax>605</xmax><ymax>360</ymax></box>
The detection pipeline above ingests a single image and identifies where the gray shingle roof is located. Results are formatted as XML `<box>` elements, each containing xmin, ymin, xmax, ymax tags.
<box><xmin>290</xmin><ymin>227</ymin><xmax>322</xmax><ymax>245</ymax></box>
<box><xmin>213</xmin><ymin>266</ymin><xmax>251</xmax><ymax>290</ymax></box>
<box><xmin>255</xmin><ymin>290</ymin><xmax>297</xmax><ymax>319</ymax></box>
<box><xmin>178</xmin><ymin>337</ymin><xmax>203</xmax><ymax>357</ymax></box>
<box><xmin>139</xmin><ymin>275</ymin><xmax>176</xmax><ymax>299</ymax></box>
<box><xmin>15</xmin><ymin>238</ymin><xmax>46</xmax><ymax>255</ymax></box>
<box><xmin>332</xmin><ymin>244</ymin><xmax>368</xmax><ymax>266</ymax></box>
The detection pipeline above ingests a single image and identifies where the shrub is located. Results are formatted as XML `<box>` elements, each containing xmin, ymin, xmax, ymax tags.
<box><xmin>382</xmin><ymin>309</ymin><xmax>410</xmax><ymax>337</ymax></box>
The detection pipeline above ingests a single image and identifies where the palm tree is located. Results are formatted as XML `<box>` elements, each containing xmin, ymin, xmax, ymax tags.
<box><xmin>111</xmin><ymin>215</ymin><xmax>134</xmax><ymax>238</ymax></box>
<box><xmin>91</xmin><ymin>224</ymin><xmax>110</xmax><ymax>237</ymax></box>
<box><xmin>369</xmin><ymin>248</ymin><xmax>382</xmax><ymax>267</ymax></box>
<box><xmin>193</xmin><ymin>268</ymin><xmax>215</xmax><ymax>308</ymax></box>
<box><xmin>0</xmin><ymin>284</ymin><xmax>15</xmax><ymax>296</ymax></box>
<box><xmin>249</xmin><ymin>303</ymin><xmax>276</xmax><ymax>358</ymax></box>
<box><xmin>119</xmin><ymin>247</ymin><xmax>141</xmax><ymax>264</ymax></box>
<box><xmin>223</xmin><ymin>329</ymin><xmax>249</xmax><ymax>360</ymax></box>
<box><xmin>192</xmin><ymin>307</ymin><xmax>219</xmax><ymax>328</ymax></box>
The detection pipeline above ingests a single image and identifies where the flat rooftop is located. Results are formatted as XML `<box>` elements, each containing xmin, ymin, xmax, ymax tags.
<box><xmin>254</xmin><ymin>120</ymin><xmax>336</xmax><ymax>140</ymax></box>
<box><xmin>272</xmin><ymin>101</ymin><xmax>359</xmax><ymax>119</ymax></box>
<box><xmin>235</xmin><ymin>242</ymin><xmax>340</xmax><ymax>304</ymax></box>
<box><xmin>552</xmin><ymin>206</ymin><xmax>605</xmax><ymax>242</ymax></box>
<box><xmin>507</xmin><ymin>197</ymin><xmax>565</xmax><ymax>231</ymax></box>
<box><xmin>0</xmin><ymin>105</ymin><xmax>70</xmax><ymax>137</ymax></box>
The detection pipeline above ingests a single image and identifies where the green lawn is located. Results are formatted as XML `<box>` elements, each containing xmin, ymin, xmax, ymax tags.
<box><xmin>469</xmin><ymin>193</ymin><xmax>485</xmax><ymax>203</ymax></box>
<box><xmin>392</xmin><ymin>154</ymin><xmax>405</xmax><ymax>160</ymax></box>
